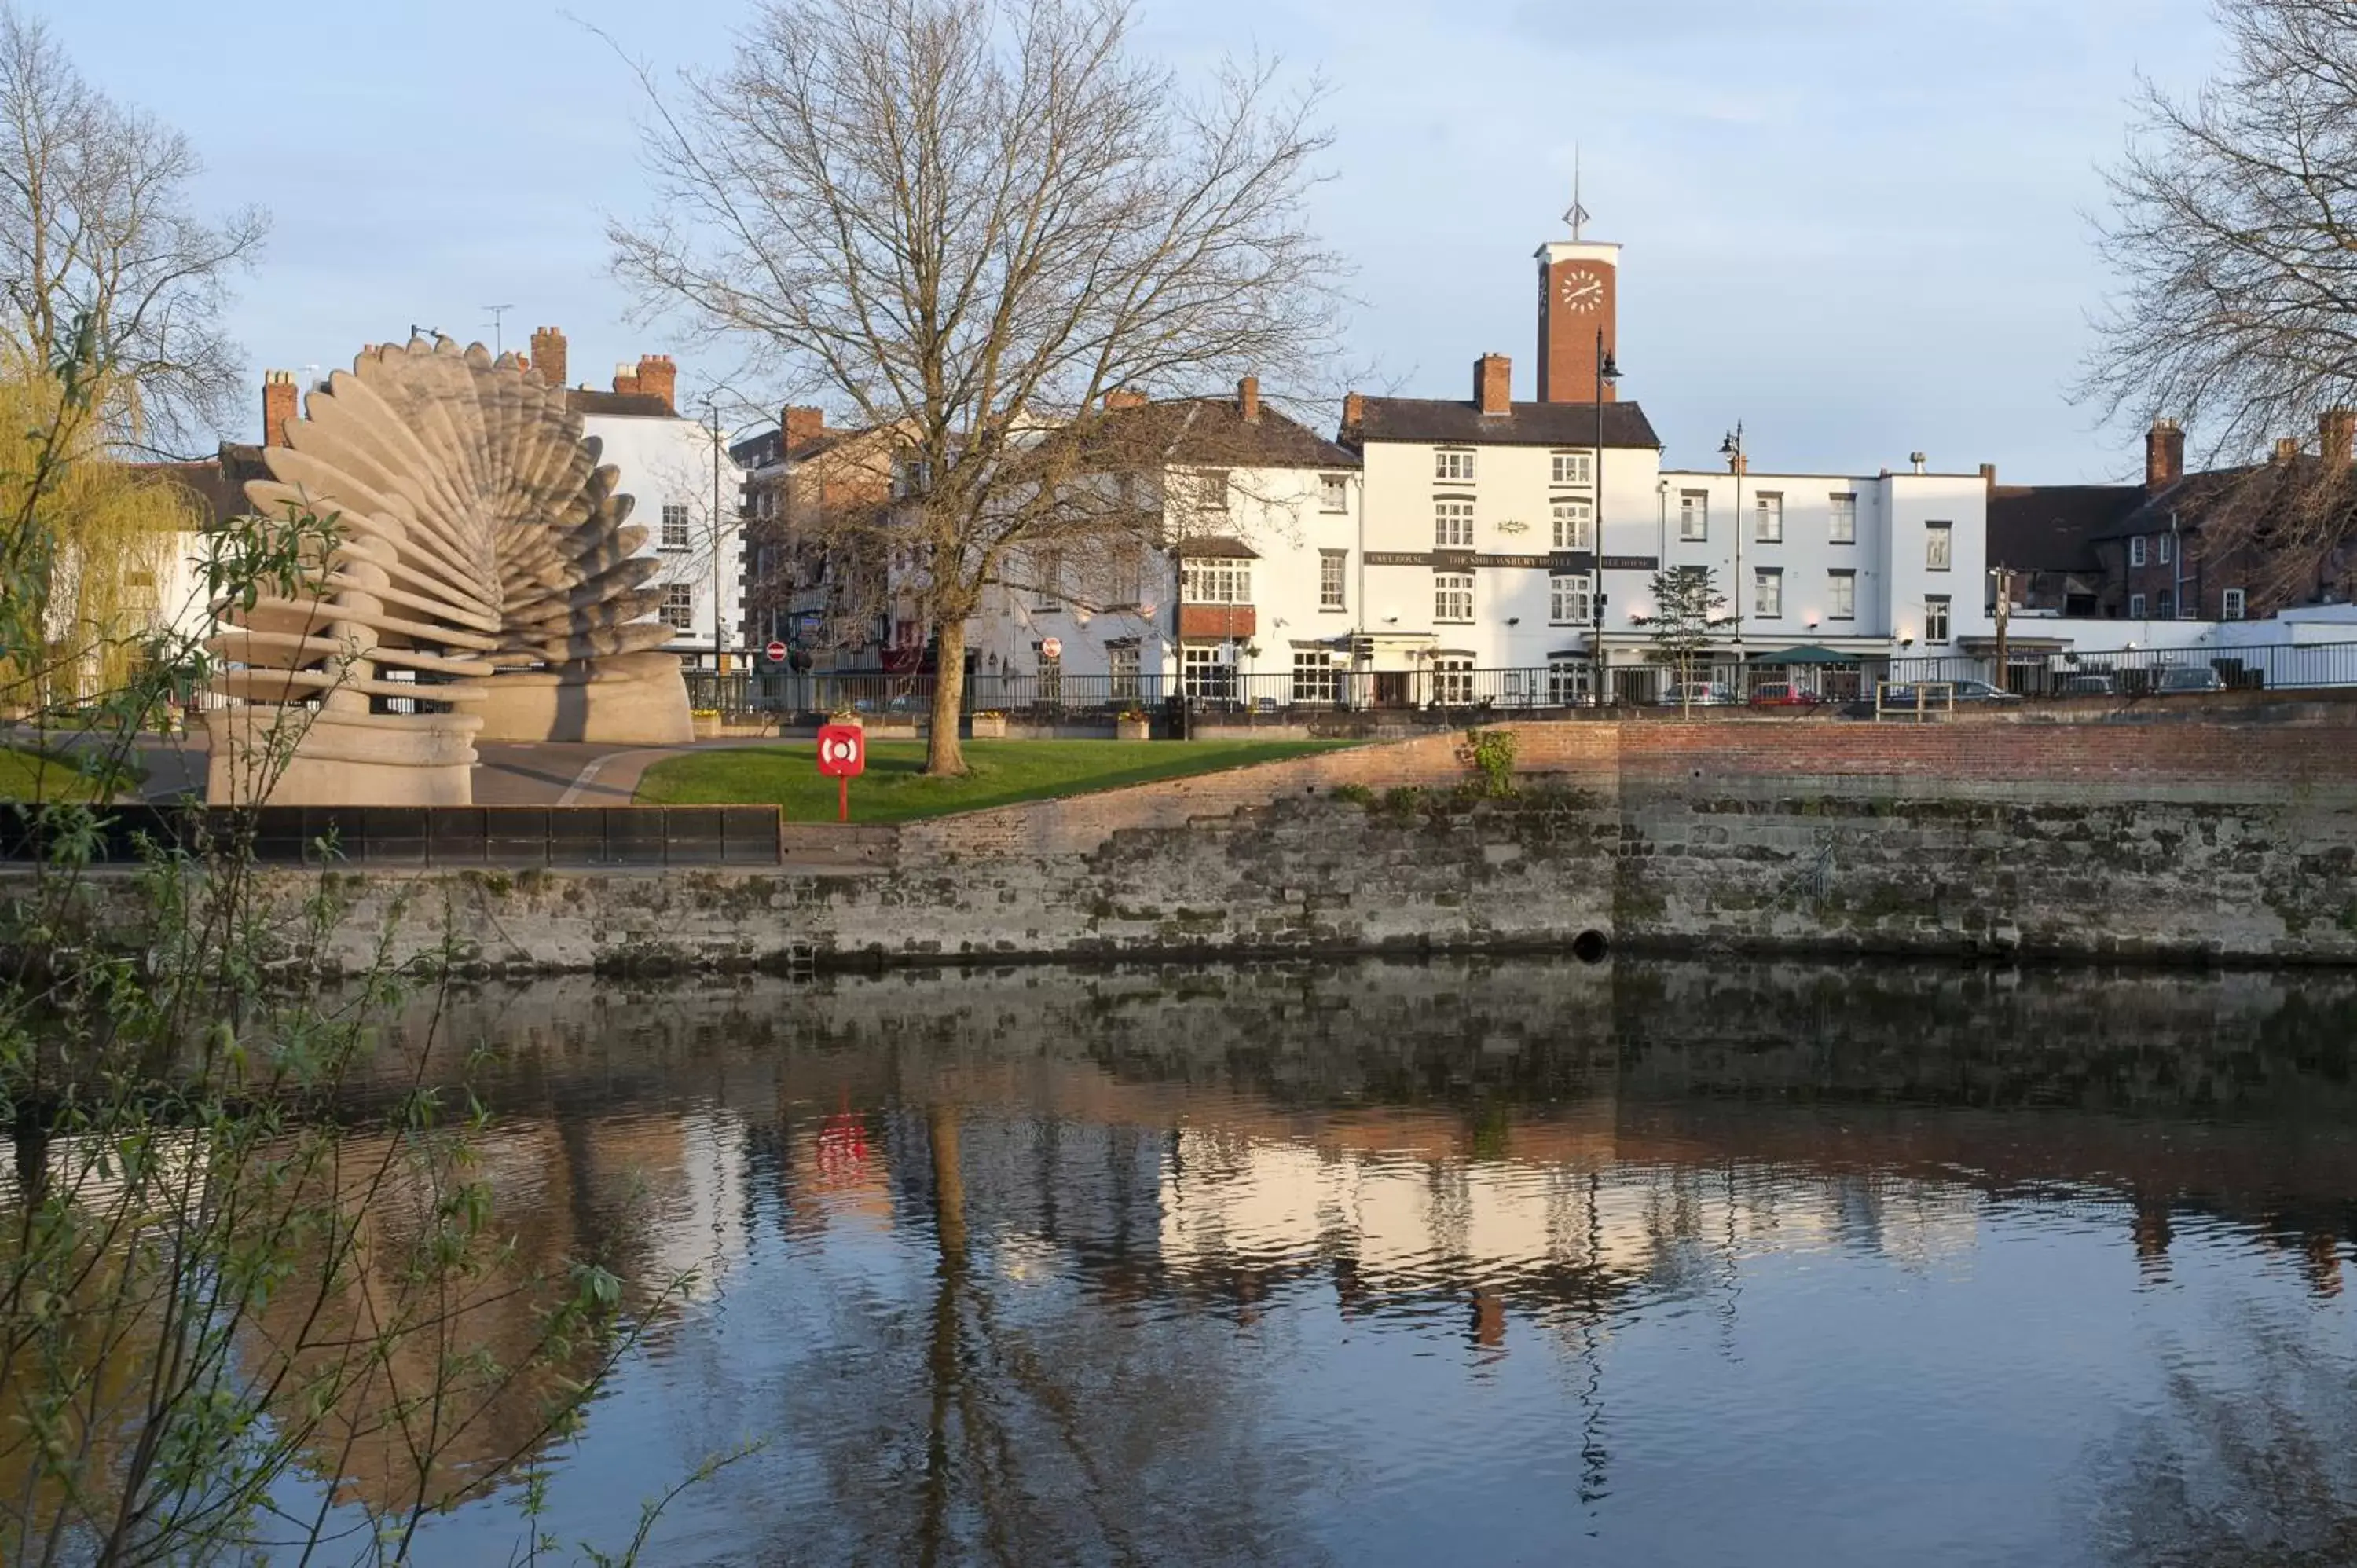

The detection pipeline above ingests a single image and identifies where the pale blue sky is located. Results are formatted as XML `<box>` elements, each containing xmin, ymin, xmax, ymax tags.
<box><xmin>47</xmin><ymin>0</ymin><xmax>2215</xmax><ymax>480</ymax></box>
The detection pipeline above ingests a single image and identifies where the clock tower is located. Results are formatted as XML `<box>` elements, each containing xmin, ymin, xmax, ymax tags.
<box><xmin>1537</xmin><ymin>236</ymin><xmax>1620</xmax><ymax>404</ymax></box>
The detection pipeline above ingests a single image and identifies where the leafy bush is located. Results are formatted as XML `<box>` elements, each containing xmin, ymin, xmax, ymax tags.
<box><xmin>1463</xmin><ymin>727</ymin><xmax>1518</xmax><ymax>798</ymax></box>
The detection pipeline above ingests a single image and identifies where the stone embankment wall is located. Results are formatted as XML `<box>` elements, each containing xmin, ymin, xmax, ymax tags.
<box><xmin>41</xmin><ymin>719</ymin><xmax>2357</xmax><ymax>972</ymax></box>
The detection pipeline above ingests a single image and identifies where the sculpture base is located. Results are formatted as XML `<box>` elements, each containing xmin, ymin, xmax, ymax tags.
<box><xmin>470</xmin><ymin>658</ymin><xmax>695</xmax><ymax>745</ymax></box>
<box><xmin>205</xmin><ymin>707</ymin><xmax>482</xmax><ymax>807</ymax></box>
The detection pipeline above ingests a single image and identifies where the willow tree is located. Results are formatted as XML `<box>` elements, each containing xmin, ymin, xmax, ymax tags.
<box><xmin>0</xmin><ymin>368</ymin><xmax>191</xmax><ymax>714</ymax></box>
<box><xmin>612</xmin><ymin>0</ymin><xmax>1344</xmax><ymax>774</ymax></box>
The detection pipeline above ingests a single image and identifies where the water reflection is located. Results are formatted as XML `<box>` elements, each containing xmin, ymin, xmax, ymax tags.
<box><xmin>310</xmin><ymin>959</ymin><xmax>2357</xmax><ymax>1564</ymax></box>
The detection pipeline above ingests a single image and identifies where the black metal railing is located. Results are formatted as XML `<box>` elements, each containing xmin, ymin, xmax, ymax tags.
<box><xmin>680</xmin><ymin>640</ymin><xmax>2357</xmax><ymax>722</ymax></box>
<box><xmin>0</xmin><ymin>804</ymin><xmax>784</xmax><ymax>866</ymax></box>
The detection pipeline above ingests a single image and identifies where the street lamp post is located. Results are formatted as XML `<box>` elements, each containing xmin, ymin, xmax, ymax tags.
<box><xmin>1593</xmin><ymin>329</ymin><xmax>1620</xmax><ymax>708</ymax></box>
<box><xmin>709</xmin><ymin>401</ymin><xmax>728</xmax><ymax>684</ymax></box>
<box><xmin>1721</xmin><ymin>421</ymin><xmax>1746</xmax><ymax>691</ymax></box>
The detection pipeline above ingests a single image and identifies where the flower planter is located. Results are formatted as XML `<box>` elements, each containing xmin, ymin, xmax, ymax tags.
<box><xmin>1115</xmin><ymin>716</ymin><xmax>1152</xmax><ymax>742</ymax></box>
<box><xmin>691</xmin><ymin>715</ymin><xmax>722</xmax><ymax>740</ymax></box>
<box><xmin>970</xmin><ymin>714</ymin><xmax>1008</xmax><ymax>739</ymax></box>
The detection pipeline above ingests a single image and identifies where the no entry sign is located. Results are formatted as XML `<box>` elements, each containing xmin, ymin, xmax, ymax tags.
<box><xmin>764</xmin><ymin>639</ymin><xmax>788</xmax><ymax>665</ymax></box>
<box><xmin>816</xmin><ymin>722</ymin><xmax>866</xmax><ymax>822</ymax></box>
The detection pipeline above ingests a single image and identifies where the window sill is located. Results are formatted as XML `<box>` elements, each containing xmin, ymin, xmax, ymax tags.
<box><xmin>1318</xmin><ymin>606</ymin><xmax>1348</xmax><ymax>614</ymax></box>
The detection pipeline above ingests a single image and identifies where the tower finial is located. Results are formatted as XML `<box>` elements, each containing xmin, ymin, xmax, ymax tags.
<box><xmin>1564</xmin><ymin>145</ymin><xmax>1589</xmax><ymax>241</ymax></box>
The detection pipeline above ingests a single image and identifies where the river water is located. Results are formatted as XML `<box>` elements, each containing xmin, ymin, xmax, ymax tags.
<box><xmin>340</xmin><ymin>958</ymin><xmax>2357</xmax><ymax>1566</ymax></box>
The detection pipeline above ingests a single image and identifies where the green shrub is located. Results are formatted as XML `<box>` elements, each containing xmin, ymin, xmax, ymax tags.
<box><xmin>1464</xmin><ymin>727</ymin><xmax>1518</xmax><ymax>798</ymax></box>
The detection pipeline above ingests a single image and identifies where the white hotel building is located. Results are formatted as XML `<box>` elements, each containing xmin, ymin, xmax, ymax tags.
<box><xmin>966</xmin><ymin>219</ymin><xmax>1989</xmax><ymax>706</ymax></box>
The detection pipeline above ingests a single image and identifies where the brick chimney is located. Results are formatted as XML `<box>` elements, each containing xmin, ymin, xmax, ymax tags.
<box><xmin>1238</xmin><ymin>375</ymin><xmax>1259</xmax><ymax>423</ymax></box>
<box><xmin>611</xmin><ymin>361</ymin><xmax>640</xmax><ymax>397</ymax></box>
<box><xmin>262</xmin><ymin>369</ymin><xmax>297</xmax><ymax>448</ymax></box>
<box><xmin>2323</xmin><ymin>408</ymin><xmax>2355</xmax><ymax>467</ymax></box>
<box><xmin>530</xmin><ymin>326</ymin><xmax>567</xmax><ymax>390</ymax></box>
<box><xmin>782</xmin><ymin>405</ymin><xmax>827</xmax><ymax>452</ymax></box>
<box><xmin>1727</xmin><ymin>450</ymin><xmax>1748</xmax><ymax>477</ymax></box>
<box><xmin>1979</xmin><ymin>462</ymin><xmax>1997</xmax><ymax>493</ymax></box>
<box><xmin>633</xmin><ymin>354</ymin><xmax>678</xmax><ymax>415</ymax></box>
<box><xmin>1105</xmin><ymin>387</ymin><xmax>1148</xmax><ymax>410</ymax></box>
<box><xmin>1340</xmin><ymin>391</ymin><xmax>1365</xmax><ymax>440</ymax></box>
<box><xmin>1475</xmin><ymin>354</ymin><xmax>1512</xmax><ymax>416</ymax></box>
<box><xmin>2275</xmin><ymin>437</ymin><xmax>2302</xmax><ymax>462</ymax></box>
<box><xmin>2145</xmin><ymin>418</ymin><xmax>2185</xmax><ymax>493</ymax></box>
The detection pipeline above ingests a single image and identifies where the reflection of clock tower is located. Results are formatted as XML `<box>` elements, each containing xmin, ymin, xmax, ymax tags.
<box><xmin>1537</xmin><ymin>234</ymin><xmax>1620</xmax><ymax>404</ymax></box>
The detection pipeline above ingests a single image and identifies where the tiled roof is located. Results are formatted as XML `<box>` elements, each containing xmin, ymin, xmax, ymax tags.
<box><xmin>1352</xmin><ymin>397</ymin><xmax>1660</xmax><ymax>450</ymax></box>
<box><xmin>1987</xmin><ymin>484</ymin><xmax>2144</xmax><ymax>570</ymax></box>
<box><xmin>1104</xmin><ymin>397</ymin><xmax>1359</xmax><ymax>470</ymax></box>
<box><xmin>564</xmin><ymin>389</ymin><xmax>680</xmax><ymax>419</ymax></box>
<box><xmin>1171</xmin><ymin>535</ymin><xmax>1259</xmax><ymax>559</ymax></box>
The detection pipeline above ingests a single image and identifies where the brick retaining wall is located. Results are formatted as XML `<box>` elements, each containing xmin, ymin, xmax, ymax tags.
<box><xmin>26</xmin><ymin>719</ymin><xmax>2357</xmax><ymax>973</ymax></box>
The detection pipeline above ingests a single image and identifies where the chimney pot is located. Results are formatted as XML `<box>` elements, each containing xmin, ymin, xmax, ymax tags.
<box><xmin>2145</xmin><ymin>417</ymin><xmax>2186</xmax><ymax>492</ymax></box>
<box><xmin>634</xmin><ymin>353</ymin><xmax>678</xmax><ymax>415</ymax></box>
<box><xmin>262</xmin><ymin>368</ymin><xmax>298</xmax><ymax>449</ymax></box>
<box><xmin>782</xmin><ymin>405</ymin><xmax>827</xmax><ymax>453</ymax></box>
<box><xmin>1475</xmin><ymin>354</ymin><xmax>1512</xmax><ymax>416</ymax></box>
<box><xmin>528</xmin><ymin>326</ymin><xmax>568</xmax><ymax>392</ymax></box>
<box><xmin>1238</xmin><ymin>375</ymin><xmax>1260</xmax><ymax>423</ymax></box>
<box><xmin>1910</xmin><ymin>451</ymin><xmax>1928</xmax><ymax>474</ymax></box>
<box><xmin>2322</xmin><ymin>408</ymin><xmax>2355</xmax><ymax>467</ymax></box>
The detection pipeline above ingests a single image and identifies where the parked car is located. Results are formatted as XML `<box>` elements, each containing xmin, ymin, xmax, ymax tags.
<box><xmin>1658</xmin><ymin>682</ymin><xmax>1736</xmax><ymax>707</ymax></box>
<box><xmin>2154</xmin><ymin>663</ymin><xmax>2227</xmax><ymax>694</ymax></box>
<box><xmin>1945</xmin><ymin>679</ymin><xmax>2022</xmax><ymax>702</ymax></box>
<box><xmin>2058</xmin><ymin>672</ymin><xmax>2117</xmax><ymax>697</ymax></box>
<box><xmin>1748</xmin><ymin>682</ymin><xmax>1824</xmax><ymax>707</ymax></box>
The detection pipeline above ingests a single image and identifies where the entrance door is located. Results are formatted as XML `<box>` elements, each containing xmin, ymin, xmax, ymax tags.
<box><xmin>1373</xmin><ymin>672</ymin><xmax>1412</xmax><ymax>708</ymax></box>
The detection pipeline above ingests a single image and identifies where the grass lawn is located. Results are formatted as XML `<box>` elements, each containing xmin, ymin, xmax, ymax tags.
<box><xmin>633</xmin><ymin>738</ymin><xmax>1357</xmax><ymax>824</ymax></box>
<box><xmin>0</xmin><ymin>746</ymin><xmax>117</xmax><ymax>803</ymax></box>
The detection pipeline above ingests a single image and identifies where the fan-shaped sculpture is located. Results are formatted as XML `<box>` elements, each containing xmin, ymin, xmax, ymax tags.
<box><xmin>204</xmin><ymin>338</ymin><xmax>691</xmax><ymax>806</ymax></box>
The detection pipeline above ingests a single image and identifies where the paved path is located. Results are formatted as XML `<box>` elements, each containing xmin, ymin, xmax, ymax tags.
<box><xmin>554</xmin><ymin>738</ymin><xmax>795</xmax><ymax>804</ymax></box>
<box><xmin>80</xmin><ymin>731</ymin><xmax>801</xmax><ymax>809</ymax></box>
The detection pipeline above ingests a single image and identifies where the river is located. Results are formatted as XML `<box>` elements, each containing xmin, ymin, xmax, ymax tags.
<box><xmin>317</xmin><ymin>958</ymin><xmax>2357</xmax><ymax>1566</ymax></box>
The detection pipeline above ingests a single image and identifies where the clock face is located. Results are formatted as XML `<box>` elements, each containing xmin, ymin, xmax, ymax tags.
<box><xmin>1558</xmin><ymin>269</ymin><xmax>1605</xmax><ymax>313</ymax></box>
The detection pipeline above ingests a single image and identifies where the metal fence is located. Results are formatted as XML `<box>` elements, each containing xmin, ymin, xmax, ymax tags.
<box><xmin>683</xmin><ymin>639</ymin><xmax>2357</xmax><ymax>722</ymax></box>
<box><xmin>0</xmin><ymin>804</ymin><xmax>785</xmax><ymax>867</ymax></box>
<box><xmin>1888</xmin><ymin>639</ymin><xmax>2357</xmax><ymax>697</ymax></box>
<box><xmin>687</xmin><ymin>666</ymin><xmax>1615</xmax><ymax>718</ymax></box>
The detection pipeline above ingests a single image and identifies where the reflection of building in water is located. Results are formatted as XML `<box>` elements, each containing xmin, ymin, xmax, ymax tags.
<box><xmin>1157</xmin><ymin>1125</ymin><xmax>1981</xmax><ymax>1319</ymax></box>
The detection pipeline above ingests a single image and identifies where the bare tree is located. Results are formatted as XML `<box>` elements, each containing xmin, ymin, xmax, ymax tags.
<box><xmin>2080</xmin><ymin>0</ymin><xmax>2357</xmax><ymax>588</ymax></box>
<box><xmin>611</xmin><ymin>0</ymin><xmax>1344</xmax><ymax>772</ymax></box>
<box><xmin>0</xmin><ymin>3</ymin><xmax>266</xmax><ymax>454</ymax></box>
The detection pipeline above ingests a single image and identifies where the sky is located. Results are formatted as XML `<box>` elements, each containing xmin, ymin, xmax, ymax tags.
<box><xmin>45</xmin><ymin>0</ymin><xmax>2220</xmax><ymax>482</ymax></box>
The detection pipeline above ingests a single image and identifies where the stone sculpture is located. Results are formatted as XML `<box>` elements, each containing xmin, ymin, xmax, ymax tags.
<box><xmin>205</xmin><ymin>338</ymin><xmax>691</xmax><ymax>806</ymax></box>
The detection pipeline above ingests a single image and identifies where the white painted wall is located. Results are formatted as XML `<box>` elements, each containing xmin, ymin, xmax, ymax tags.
<box><xmin>968</xmin><ymin>463</ymin><xmax>1362</xmax><ymax>695</ymax></box>
<box><xmin>581</xmin><ymin>412</ymin><xmax>747</xmax><ymax>670</ymax></box>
